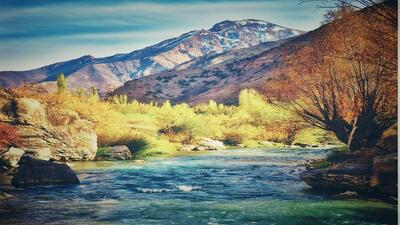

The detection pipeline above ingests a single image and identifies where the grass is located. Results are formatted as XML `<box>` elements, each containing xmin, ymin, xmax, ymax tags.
<box><xmin>293</xmin><ymin>128</ymin><xmax>340</xmax><ymax>146</ymax></box>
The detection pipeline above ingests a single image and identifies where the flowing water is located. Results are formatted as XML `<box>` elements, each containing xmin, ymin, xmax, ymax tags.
<box><xmin>0</xmin><ymin>149</ymin><xmax>397</xmax><ymax>225</ymax></box>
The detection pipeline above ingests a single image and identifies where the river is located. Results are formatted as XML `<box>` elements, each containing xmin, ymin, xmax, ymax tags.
<box><xmin>0</xmin><ymin>149</ymin><xmax>397</xmax><ymax>225</ymax></box>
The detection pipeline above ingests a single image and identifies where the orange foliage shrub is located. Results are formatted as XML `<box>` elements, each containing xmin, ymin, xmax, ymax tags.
<box><xmin>0</xmin><ymin>123</ymin><xmax>21</xmax><ymax>149</ymax></box>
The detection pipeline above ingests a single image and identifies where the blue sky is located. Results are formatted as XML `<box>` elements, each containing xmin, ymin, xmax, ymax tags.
<box><xmin>0</xmin><ymin>0</ymin><xmax>325</xmax><ymax>71</ymax></box>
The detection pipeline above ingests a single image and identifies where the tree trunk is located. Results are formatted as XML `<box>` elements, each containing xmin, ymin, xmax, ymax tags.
<box><xmin>347</xmin><ymin>117</ymin><xmax>358</xmax><ymax>151</ymax></box>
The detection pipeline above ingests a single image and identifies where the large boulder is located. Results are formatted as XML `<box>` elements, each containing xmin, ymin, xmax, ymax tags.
<box><xmin>15</xmin><ymin>123</ymin><xmax>97</xmax><ymax>161</ymax></box>
<box><xmin>11</xmin><ymin>155</ymin><xmax>80</xmax><ymax>187</ymax></box>
<box><xmin>96</xmin><ymin>145</ymin><xmax>132</xmax><ymax>160</ymax></box>
<box><xmin>178</xmin><ymin>139</ymin><xmax>227</xmax><ymax>152</ymax></box>
<box><xmin>198</xmin><ymin>138</ymin><xmax>227</xmax><ymax>150</ymax></box>
<box><xmin>370</xmin><ymin>153</ymin><xmax>397</xmax><ymax>197</ymax></box>
<box><xmin>47</xmin><ymin>108</ymin><xmax>98</xmax><ymax>161</ymax></box>
<box><xmin>300</xmin><ymin>163</ymin><xmax>372</xmax><ymax>193</ymax></box>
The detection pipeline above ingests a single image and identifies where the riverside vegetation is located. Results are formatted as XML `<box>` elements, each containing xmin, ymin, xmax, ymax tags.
<box><xmin>3</xmin><ymin>78</ymin><xmax>339</xmax><ymax>159</ymax></box>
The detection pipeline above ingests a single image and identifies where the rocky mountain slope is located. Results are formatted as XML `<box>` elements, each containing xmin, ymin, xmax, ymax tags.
<box><xmin>113</xmin><ymin>3</ymin><xmax>397</xmax><ymax>105</ymax></box>
<box><xmin>0</xmin><ymin>19</ymin><xmax>302</xmax><ymax>94</ymax></box>
<box><xmin>112</xmin><ymin>32</ymin><xmax>309</xmax><ymax>105</ymax></box>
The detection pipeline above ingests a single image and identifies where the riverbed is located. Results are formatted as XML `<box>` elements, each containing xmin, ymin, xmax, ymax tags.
<box><xmin>0</xmin><ymin>149</ymin><xmax>397</xmax><ymax>224</ymax></box>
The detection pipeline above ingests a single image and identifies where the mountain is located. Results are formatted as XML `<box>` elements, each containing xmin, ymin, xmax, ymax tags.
<box><xmin>0</xmin><ymin>19</ymin><xmax>303</xmax><ymax>94</ymax></box>
<box><xmin>113</xmin><ymin>3</ymin><xmax>397</xmax><ymax>105</ymax></box>
<box><xmin>112</xmin><ymin>34</ymin><xmax>306</xmax><ymax>105</ymax></box>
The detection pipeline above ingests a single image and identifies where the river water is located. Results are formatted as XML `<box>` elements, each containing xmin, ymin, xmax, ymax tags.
<box><xmin>0</xmin><ymin>149</ymin><xmax>397</xmax><ymax>225</ymax></box>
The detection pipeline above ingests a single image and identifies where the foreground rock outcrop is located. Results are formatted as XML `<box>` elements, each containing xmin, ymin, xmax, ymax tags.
<box><xmin>300</xmin><ymin>147</ymin><xmax>397</xmax><ymax>199</ymax></box>
<box><xmin>11</xmin><ymin>156</ymin><xmax>79</xmax><ymax>187</ymax></box>
<box><xmin>300</xmin><ymin>162</ymin><xmax>372</xmax><ymax>193</ymax></box>
<box><xmin>370</xmin><ymin>153</ymin><xmax>397</xmax><ymax>197</ymax></box>
<box><xmin>0</xmin><ymin>89</ymin><xmax>98</xmax><ymax>169</ymax></box>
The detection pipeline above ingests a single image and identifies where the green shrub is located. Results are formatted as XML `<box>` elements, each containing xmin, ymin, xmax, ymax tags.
<box><xmin>159</xmin><ymin>124</ymin><xmax>193</xmax><ymax>143</ymax></box>
<box><xmin>125</xmin><ymin>137</ymin><xmax>150</xmax><ymax>154</ymax></box>
<box><xmin>95</xmin><ymin>146</ymin><xmax>110</xmax><ymax>160</ymax></box>
<box><xmin>222</xmin><ymin>132</ymin><xmax>243</xmax><ymax>146</ymax></box>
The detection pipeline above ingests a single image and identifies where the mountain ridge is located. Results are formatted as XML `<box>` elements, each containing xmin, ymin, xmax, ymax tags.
<box><xmin>0</xmin><ymin>19</ymin><xmax>303</xmax><ymax>94</ymax></box>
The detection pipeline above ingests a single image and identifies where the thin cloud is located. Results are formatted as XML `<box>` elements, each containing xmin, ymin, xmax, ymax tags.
<box><xmin>0</xmin><ymin>0</ymin><xmax>324</xmax><ymax>71</ymax></box>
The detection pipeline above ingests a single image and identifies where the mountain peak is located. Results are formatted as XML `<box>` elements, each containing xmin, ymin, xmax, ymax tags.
<box><xmin>209</xmin><ymin>19</ymin><xmax>272</xmax><ymax>32</ymax></box>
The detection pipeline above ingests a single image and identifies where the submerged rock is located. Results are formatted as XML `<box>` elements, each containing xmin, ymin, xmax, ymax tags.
<box><xmin>11</xmin><ymin>156</ymin><xmax>80</xmax><ymax>187</ymax></box>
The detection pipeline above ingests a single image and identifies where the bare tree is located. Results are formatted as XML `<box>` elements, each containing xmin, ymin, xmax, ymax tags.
<box><xmin>275</xmin><ymin>2</ymin><xmax>397</xmax><ymax>150</ymax></box>
<box><xmin>301</xmin><ymin>0</ymin><xmax>397</xmax><ymax>26</ymax></box>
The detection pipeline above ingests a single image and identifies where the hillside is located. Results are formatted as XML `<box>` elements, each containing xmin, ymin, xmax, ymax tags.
<box><xmin>0</xmin><ymin>19</ymin><xmax>302</xmax><ymax>94</ymax></box>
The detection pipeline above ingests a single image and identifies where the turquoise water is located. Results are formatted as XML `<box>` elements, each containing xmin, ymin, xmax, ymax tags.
<box><xmin>0</xmin><ymin>149</ymin><xmax>397</xmax><ymax>225</ymax></box>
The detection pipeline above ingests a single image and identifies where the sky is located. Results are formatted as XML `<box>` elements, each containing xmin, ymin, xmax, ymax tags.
<box><xmin>0</xmin><ymin>0</ymin><xmax>326</xmax><ymax>71</ymax></box>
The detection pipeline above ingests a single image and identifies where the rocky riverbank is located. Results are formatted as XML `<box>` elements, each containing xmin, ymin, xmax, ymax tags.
<box><xmin>300</xmin><ymin>126</ymin><xmax>398</xmax><ymax>201</ymax></box>
<box><xmin>0</xmin><ymin>89</ymin><xmax>97</xmax><ymax>189</ymax></box>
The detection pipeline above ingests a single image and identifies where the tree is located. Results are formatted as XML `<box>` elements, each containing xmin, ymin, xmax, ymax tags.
<box><xmin>272</xmin><ymin>3</ymin><xmax>397</xmax><ymax>150</ymax></box>
<box><xmin>56</xmin><ymin>73</ymin><xmax>67</xmax><ymax>92</ymax></box>
<box><xmin>119</xmin><ymin>95</ymin><xmax>128</xmax><ymax>105</ymax></box>
<box><xmin>90</xmin><ymin>86</ymin><xmax>100</xmax><ymax>101</ymax></box>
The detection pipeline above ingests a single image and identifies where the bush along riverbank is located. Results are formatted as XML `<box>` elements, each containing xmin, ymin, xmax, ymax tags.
<box><xmin>300</xmin><ymin>125</ymin><xmax>398</xmax><ymax>202</ymax></box>
<box><xmin>0</xmin><ymin>85</ymin><xmax>340</xmax><ymax>191</ymax></box>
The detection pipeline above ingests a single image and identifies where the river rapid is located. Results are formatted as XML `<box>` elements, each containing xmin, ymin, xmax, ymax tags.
<box><xmin>0</xmin><ymin>149</ymin><xmax>397</xmax><ymax>225</ymax></box>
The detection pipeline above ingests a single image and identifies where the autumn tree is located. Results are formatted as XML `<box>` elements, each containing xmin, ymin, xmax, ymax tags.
<box><xmin>274</xmin><ymin>2</ymin><xmax>397</xmax><ymax>150</ymax></box>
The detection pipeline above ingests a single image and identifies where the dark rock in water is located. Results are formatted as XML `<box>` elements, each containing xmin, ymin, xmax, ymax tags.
<box><xmin>300</xmin><ymin>163</ymin><xmax>372</xmax><ymax>193</ymax></box>
<box><xmin>11</xmin><ymin>155</ymin><xmax>79</xmax><ymax>187</ymax></box>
